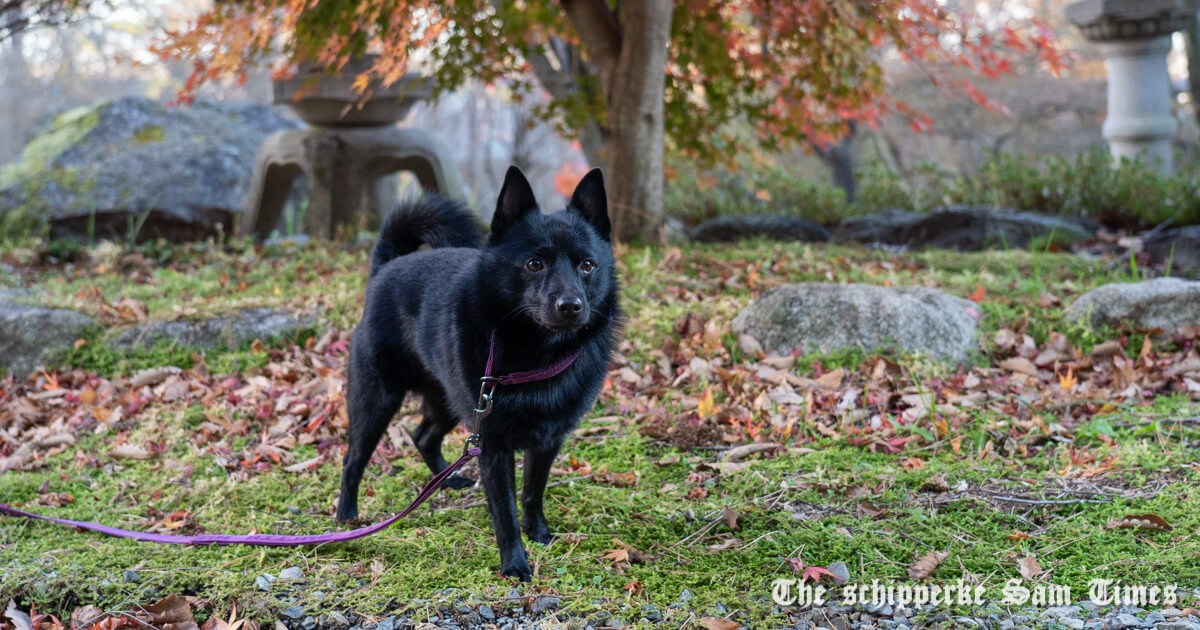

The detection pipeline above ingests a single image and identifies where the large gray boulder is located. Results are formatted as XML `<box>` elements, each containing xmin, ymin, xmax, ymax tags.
<box><xmin>0</xmin><ymin>97</ymin><xmax>301</xmax><ymax>241</ymax></box>
<box><xmin>732</xmin><ymin>283</ymin><xmax>980</xmax><ymax>363</ymax></box>
<box><xmin>107</xmin><ymin>307</ymin><xmax>318</xmax><ymax>351</ymax></box>
<box><xmin>0</xmin><ymin>295</ymin><xmax>96</xmax><ymax>377</ymax></box>
<box><xmin>834</xmin><ymin>206</ymin><xmax>1101</xmax><ymax>251</ymax></box>
<box><xmin>690</xmin><ymin>215</ymin><xmax>831</xmax><ymax>243</ymax></box>
<box><xmin>1064</xmin><ymin>278</ymin><xmax>1200</xmax><ymax>334</ymax></box>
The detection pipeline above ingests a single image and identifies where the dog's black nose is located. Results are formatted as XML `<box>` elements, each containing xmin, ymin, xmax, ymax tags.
<box><xmin>556</xmin><ymin>296</ymin><xmax>584</xmax><ymax>316</ymax></box>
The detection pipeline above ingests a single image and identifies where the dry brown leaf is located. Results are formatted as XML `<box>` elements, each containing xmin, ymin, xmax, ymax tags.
<box><xmin>699</xmin><ymin>617</ymin><xmax>741</xmax><ymax>630</ymax></box>
<box><xmin>907</xmin><ymin>551</ymin><xmax>948</xmax><ymax>580</ymax></box>
<box><xmin>737</xmin><ymin>333</ymin><xmax>764</xmax><ymax>358</ymax></box>
<box><xmin>1106</xmin><ymin>513</ymin><xmax>1173</xmax><ymax>532</ymax></box>
<box><xmin>723</xmin><ymin>442</ymin><xmax>780</xmax><ymax>462</ymax></box>
<box><xmin>130</xmin><ymin>366</ymin><xmax>183</xmax><ymax>389</ymax></box>
<box><xmin>722</xmin><ymin>506</ymin><xmax>740</xmax><ymax>530</ymax></box>
<box><xmin>921</xmin><ymin>472</ymin><xmax>949</xmax><ymax>492</ymax></box>
<box><xmin>601</xmin><ymin>547</ymin><xmax>630</xmax><ymax>564</ymax></box>
<box><xmin>999</xmin><ymin>357</ymin><xmax>1038</xmax><ymax>376</ymax></box>
<box><xmin>142</xmin><ymin>594</ymin><xmax>200</xmax><ymax>630</ymax></box>
<box><xmin>110</xmin><ymin>444</ymin><xmax>153</xmax><ymax>460</ymax></box>
<box><xmin>4</xmin><ymin>600</ymin><xmax>32</xmax><ymax>630</ymax></box>
<box><xmin>760</xmin><ymin>354</ymin><xmax>794</xmax><ymax>370</ymax></box>
<box><xmin>1018</xmin><ymin>555</ymin><xmax>1043</xmax><ymax>580</ymax></box>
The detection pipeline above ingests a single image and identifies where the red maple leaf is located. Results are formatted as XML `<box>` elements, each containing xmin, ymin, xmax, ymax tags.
<box><xmin>785</xmin><ymin>557</ymin><xmax>837</xmax><ymax>584</ymax></box>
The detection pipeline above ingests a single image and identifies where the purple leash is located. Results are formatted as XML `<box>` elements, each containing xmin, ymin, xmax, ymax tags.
<box><xmin>0</xmin><ymin>330</ymin><xmax>580</xmax><ymax>547</ymax></box>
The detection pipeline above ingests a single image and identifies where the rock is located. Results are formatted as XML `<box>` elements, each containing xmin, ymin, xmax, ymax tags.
<box><xmin>0</xmin><ymin>299</ymin><xmax>95</xmax><ymax>377</ymax></box>
<box><xmin>301</xmin><ymin>617</ymin><xmax>317</xmax><ymax>630</ymax></box>
<box><xmin>731</xmin><ymin>283</ymin><xmax>980</xmax><ymax>364</ymax></box>
<box><xmin>680</xmin><ymin>589</ymin><xmax>693</xmax><ymax>602</ymax></box>
<box><xmin>375</xmin><ymin>617</ymin><xmax>394</xmax><ymax>630</ymax></box>
<box><xmin>1061</xmin><ymin>619</ymin><xmax>1084</xmax><ymax>630</ymax></box>
<box><xmin>256</xmin><ymin>574</ymin><xmax>275</xmax><ymax>591</ymax></box>
<box><xmin>530</xmin><ymin>596</ymin><xmax>559</xmax><ymax>614</ymax></box>
<box><xmin>122</xmin><ymin>570</ymin><xmax>140</xmax><ymax>583</ymax></box>
<box><xmin>833</xmin><ymin>206</ymin><xmax>1100</xmax><ymax>251</ymax></box>
<box><xmin>326</xmin><ymin>612</ymin><xmax>349</xmax><ymax>628</ymax></box>
<box><xmin>1064</xmin><ymin>278</ymin><xmax>1200</xmax><ymax>335</ymax></box>
<box><xmin>279</xmin><ymin>566</ymin><xmax>304</xmax><ymax>581</ymax></box>
<box><xmin>0</xmin><ymin>97</ymin><xmax>302</xmax><ymax>241</ymax></box>
<box><xmin>478</xmin><ymin>606</ymin><xmax>495</xmax><ymax>621</ymax></box>
<box><xmin>1147</xmin><ymin>613</ymin><xmax>1167</xmax><ymax>625</ymax></box>
<box><xmin>1144</xmin><ymin>226</ymin><xmax>1200</xmax><ymax>278</ymax></box>
<box><xmin>1112</xmin><ymin>614</ymin><xmax>1142</xmax><ymax>629</ymax></box>
<box><xmin>828</xmin><ymin>561</ymin><xmax>851</xmax><ymax>584</ymax></box>
<box><xmin>1157</xmin><ymin>623</ymin><xmax>1200</xmax><ymax>630</ymax></box>
<box><xmin>107</xmin><ymin>306</ymin><xmax>318</xmax><ymax>351</ymax></box>
<box><xmin>280</xmin><ymin>606</ymin><xmax>305</xmax><ymax>620</ymax></box>
<box><xmin>690</xmin><ymin>215</ymin><xmax>831</xmax><ymax>244</ymax></box>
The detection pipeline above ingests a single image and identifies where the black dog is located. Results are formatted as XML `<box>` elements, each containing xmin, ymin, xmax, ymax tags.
<box><xmin>336</xmin><ymin>166</ymin><xmax>620</xmax><ymax>581</ymax></box>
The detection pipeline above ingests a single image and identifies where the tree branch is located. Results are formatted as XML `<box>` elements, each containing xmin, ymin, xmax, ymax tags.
<box><xmin>558</xmin><ymin>0</ymin><xmax>622</xmax><ymax>91</ymax></box>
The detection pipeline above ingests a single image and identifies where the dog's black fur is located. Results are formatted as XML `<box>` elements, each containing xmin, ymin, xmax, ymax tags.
<box><xmin>337</xmin><ymin>166</ymin><xmax>620</xmax><ymax>581</ymax></box>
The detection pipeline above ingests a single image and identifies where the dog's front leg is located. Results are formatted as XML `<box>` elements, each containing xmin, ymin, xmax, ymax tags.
<box><xmin>521</xmin><ymin>443</ymin><xmax>561</xmax><ymax>544</ymax></box>
<box><xmin>479</xmin><ymin>446</ymin><xmax>532</xmax><ymax>581</ymax></box>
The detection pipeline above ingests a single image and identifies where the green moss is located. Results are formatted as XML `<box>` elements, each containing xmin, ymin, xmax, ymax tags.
<box><xmin>133</xmin><ymin>125</ymin><xmax>166</xmax><ymax>145</ymax></box>
<box><xmin>0</xmin><ymin>105</ymin><xmax>102</xmax><ymax>189</ymax></box>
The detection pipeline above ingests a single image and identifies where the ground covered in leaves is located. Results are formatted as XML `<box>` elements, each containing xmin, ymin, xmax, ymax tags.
<box><xmin>2</xmin><ymin>237</ymin><xmax>1199</xmax><ymax>629</ymax></box>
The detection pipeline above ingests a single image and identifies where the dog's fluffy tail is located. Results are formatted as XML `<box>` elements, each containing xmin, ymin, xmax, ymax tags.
<box><xmin>370</xmin><ymin>193</ymin><xmax>483</xmax><ymax>278</ymax></box>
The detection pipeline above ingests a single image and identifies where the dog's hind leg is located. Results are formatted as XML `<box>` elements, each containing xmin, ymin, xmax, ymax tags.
<box><xmin>336</xmin><ymin>372</ymin><xmax>403</xmax><ymax>523</ymax></box>
<box><xmin>413</xmin><ymin>393</ymin><xmax>474</xmax><ymax>489</ymax></box>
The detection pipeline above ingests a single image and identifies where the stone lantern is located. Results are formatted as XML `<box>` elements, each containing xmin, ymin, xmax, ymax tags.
<box><xmin>239</xmin><ymin>55</ymin><xmax>464</xmax><ymax>239</ymax></box>
<box><xmin>1066</xmin><ymin>0</ymin><xmax>1199</xmax><ymax>174</ymax></box>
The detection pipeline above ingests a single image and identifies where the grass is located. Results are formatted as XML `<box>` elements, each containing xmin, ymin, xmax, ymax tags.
<box><xmin>2</xmin><ymin>237</ymin><xmax>1198</xmax><ymax>625</ymax></box>
<box><xmin>3</xmin><ymin>399</ymin><xmax>1197</xmax><ymax>625</ymax></box>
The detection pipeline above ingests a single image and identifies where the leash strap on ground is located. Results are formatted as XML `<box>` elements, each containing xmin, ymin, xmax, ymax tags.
<box><xmin>1</xmin><ymin>328</ymin><xmax>588</xmax><ymax>546</ymax></box>
<box><xmin>0</xmin><ymin>448</ymin><xmax>480</xmax><ymax>546</ymax></box>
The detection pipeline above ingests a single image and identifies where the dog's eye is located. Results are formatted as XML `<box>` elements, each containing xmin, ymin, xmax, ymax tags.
<box><xmin>525</xmin><ymin>258</ymin><xmax>544</xmax><ymax>272</ymax></box>
<box><xmin>579</xmin><ymin>259</ymin><xmax>596</xmax><ymax>274</ymax></box>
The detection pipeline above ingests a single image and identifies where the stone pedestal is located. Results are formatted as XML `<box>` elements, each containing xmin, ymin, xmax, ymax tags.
<box><xmin>1067</xmin><ymin>0</ymin><xmax>1199</xmax><ymax>174</ymax></box>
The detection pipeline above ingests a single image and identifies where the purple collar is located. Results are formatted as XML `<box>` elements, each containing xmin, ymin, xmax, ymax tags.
<box><xmin>484</xmin><ymin>330</ymin><xmax>581</xmax><ymax>385</ymax></box>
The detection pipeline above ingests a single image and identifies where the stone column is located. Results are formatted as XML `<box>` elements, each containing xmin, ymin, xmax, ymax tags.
<box><xmin>1067</xmin><ymin>0</ymin><xmax>1199</xmax><ymax>174</ymax></box>
<box><xmin>1098</xmin><ymin>36</ymin><xmax>1177</xmax><ymax>170</ymax></box>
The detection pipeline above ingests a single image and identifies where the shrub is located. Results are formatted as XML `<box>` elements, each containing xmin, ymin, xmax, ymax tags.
<box><xmin>665</xmin><ymin>146</ymin><xmax>1200</xmax><ymax>229</ymax></box>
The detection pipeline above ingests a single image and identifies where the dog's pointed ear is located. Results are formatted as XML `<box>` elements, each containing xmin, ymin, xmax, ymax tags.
<box><xmin>569</xmin><ymin>168</ymin><xmax>610</xmax><ymax>240</ymax></box>
<box><xmin>491</xmin><ymin>166</ymin><xmax>538</xmax><ymax>239</ymax></box>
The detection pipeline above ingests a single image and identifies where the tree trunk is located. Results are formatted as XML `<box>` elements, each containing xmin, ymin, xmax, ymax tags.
<box><xmin>600</xmin><ymin>0</ymin><xmax>673</xmax><ymax>242</ymax></box>
<box><xmin>812</xmin><ymin>121</ymin><xmax>858</xmax><ymax>204</ymax></box>
<box><xmin>560</xmin><ymin>0</ymin><xmax>673</xmax><ymax>243</ymax></box>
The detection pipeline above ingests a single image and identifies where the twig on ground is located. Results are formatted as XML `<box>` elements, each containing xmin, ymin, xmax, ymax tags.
<box><xmin>991</xmin><ymin>495</ymin><xmax>1110</xmax><ymax>505</ymax></box>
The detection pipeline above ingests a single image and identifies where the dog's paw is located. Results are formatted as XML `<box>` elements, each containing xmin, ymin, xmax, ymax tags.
<box><xmin>442</xmin><ymin>473</ymin><xmax>475</xmax><ymax>490</ymax></box>
<box><xmin>334</xmin><ymin>507</ymin><xmax>358</xmax><ymax>524</ymax></box>
<box><xmin>500</xmin><ymin>561</ymin><xmax>533</xmax><ymax>582</ymax></box>
<box><xmin>523</xmin><ymin>522</ymin><xmax>554</xmax><ymax>545</ymax></box>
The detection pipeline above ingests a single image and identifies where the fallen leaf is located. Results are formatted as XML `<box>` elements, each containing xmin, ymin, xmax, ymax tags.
<box><xmin>907</xmin><ymin>551</ymin><xmax>948</xmax><ymax>580</ymax></box>
<box><xmin>142</xmin><ymin>594</ymin><xmax>199</xmax><ymax>630</ymax></box>
<box><xmin>737</xmin><ymin>333</ymin><xmax>764</xmax><ymax>358</ymax></box>
<box><xmin>1106</xmin><ymin>514</ymin><xmax>1172</xmax><ymax>532</ymax></box>
<box><xmin>722</xmin><ymin>506</ymin><xmax>739</xmax><ymax>530</ymax></box>
<box><xmin>999</xmin><ymin>357</ymin><xmax>1037</xmax><ymax>376</ymax></box>
<box><xmin>5</xmin><ymin>600</ymin><xmax>32</xmax><ymax>630</ymax></box>
<box><xmin>1018</xmin><ymin>555</ymin><xmax>1043</xmax><ymax>580</ymax></box>
<box><xmin>699</xmin><ymin>618</ymin><xmax>740</xmax><ymax>630</ymax></box>
<box><xmin>723</xmin><ymin>442</ymin><xmax>779</xmax><ymax>462</ymax></box>
<box><xmin>110</xmin><ymin>444</ymin><xmax>153</xmax><ymax>460</ymax></box>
